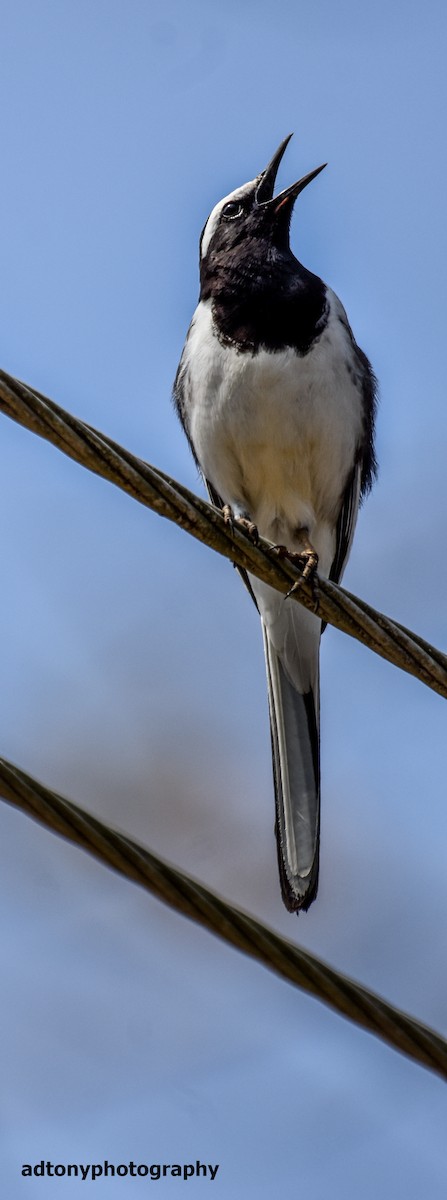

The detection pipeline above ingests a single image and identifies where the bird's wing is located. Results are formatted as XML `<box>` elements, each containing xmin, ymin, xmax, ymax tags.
<box><xmin>329</xmin><ymin>461</ymin><xmax>362</xmax><ymax>586</ymax></box>
<box><xmin>172</xmin><ymin>332</ymin><xmax>201</xmax><ymax>469</ymax></box>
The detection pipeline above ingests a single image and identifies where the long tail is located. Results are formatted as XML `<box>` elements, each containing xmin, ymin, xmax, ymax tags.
<box><xmin>257</xmin><ymin>590</ymin><xmax>321</xmax><ymax>912</ymax></box>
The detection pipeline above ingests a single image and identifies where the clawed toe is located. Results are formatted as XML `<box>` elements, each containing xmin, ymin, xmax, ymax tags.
<box><xmin>222</xmin><ymin>504</ymin><xmax>234</xmax><ymax>529</ymax></box>
<box><xmin>298</xmin><ymin>549</ymin><xmax>318</xmax><ymax>583</ymax></box>
<box><xmin>236</xmin><ymin>517</ymin><xmax>259</xmax><ymax>544</ymax></box>
<box><xmin>286</xmin><ymin>575</ymin><xmax>320</xmax><ymax>607</ymax></box>
<box><xmin>222</xmin><ymin>508</ymin><xmax>259</xmax><ymax>544</ymax></box>
<box><xmin>271</xmin><ymin>540</ymin><xmax>319</xmax><ymax>604</ymax></box>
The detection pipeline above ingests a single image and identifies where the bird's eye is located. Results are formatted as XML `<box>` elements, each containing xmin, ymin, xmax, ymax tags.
<box><xmin>222</xmin><ymin>201</ymin><xmax>244</xmax><ymax>220</ymax></box>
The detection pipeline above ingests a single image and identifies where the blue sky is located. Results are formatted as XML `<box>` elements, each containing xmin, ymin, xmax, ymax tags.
<box><xmin>1</xmin><ymin>1</ymin><xmax>447</xmax><ymax>1195</ymax></box>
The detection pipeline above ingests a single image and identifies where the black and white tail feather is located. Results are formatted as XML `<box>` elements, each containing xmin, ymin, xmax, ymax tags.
<box><xmin>263</xmin><ymin>605</ymin><xmax>321</xmax><ymax>911</ymax></box>
<box><xmin>206</xmin><ymin>480</ymin><xmax>323</xmax><ymax>912</ymax></box>
<box><xmin>173</xmin><ymin>135</ymin><xmax>377</xmax><ymax>913</ymax></box>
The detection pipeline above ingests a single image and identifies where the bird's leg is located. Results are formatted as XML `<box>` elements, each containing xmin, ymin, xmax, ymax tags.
<box><xmin>222</xmin><ymin>503</ymin><xmax>234</xmax><ymax>531</ymax></box>
<box><xmin>236</xmin><ymin>516</ymin><xmax>259</xmax><ymax>544</ymax></box>
<box><xmin>272</xmin><ymin>528</ymin><xmax>319</xmax><ymax>600</ymax></box>
<box><xmin>222</xmin><ymin>505</ymin><xmax>259</xmax><ymax>544</ymax></box>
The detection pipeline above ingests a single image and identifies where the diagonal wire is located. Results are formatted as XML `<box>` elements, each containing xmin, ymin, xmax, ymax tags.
<box><xmin>1</xmin><ymin>369</ymin><xmax>445</xmax><ymax>1082</ymax></box>
<box><xmin>0</xmin><ymin>368</ymin><xmax>446</xmax><ymax>698</ymax></box>
<box><xmin>1</xmin><ymin>754</ymin><xmax>445</xmax><ymax>1082</ymax></box>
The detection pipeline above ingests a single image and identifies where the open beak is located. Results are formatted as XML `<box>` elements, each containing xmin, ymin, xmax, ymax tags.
<box><xmin>255</xmin><ymin>134</ymin><xmax>294</xmax><ymax>203</ymax></box>
<box><xmin>272</xmin><ymin>163</ymin><xmax>327</xmax><ymax>212</ymax></box>
<box><xmin>255</xmin><ymin>134</ymin><xmax>326</xmax><ymax>211</ymax></box>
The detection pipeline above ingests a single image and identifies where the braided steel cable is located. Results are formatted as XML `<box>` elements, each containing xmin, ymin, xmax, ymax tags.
<box><xmin>0</xmin><ymin>368</ymin><xmax>446</xmax><ymax>698</ymax></box>
<box><xmin>1</xmin><ymin>755</ymin><xmax>445</xmax><ymax>1081</ymax></box>
<box><xmin>1</xmin><ymin>370</ymin><xmax>446</xmax><ymax>1081</ymax></box>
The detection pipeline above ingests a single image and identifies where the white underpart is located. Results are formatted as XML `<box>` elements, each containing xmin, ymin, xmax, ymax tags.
<box><xmin>185</xmin><ymin>290</ymin><xmax>362</xmax><ymax>566</ymax></box>
<box><xmin>182</xmin><ymin>288</ymin><xmax>364</xmax><ymax>693</ymax></box>
<box><xmin>200</xmin><ymin>179</ymin><xmax>257</xmax><ymax>259</ymax></box>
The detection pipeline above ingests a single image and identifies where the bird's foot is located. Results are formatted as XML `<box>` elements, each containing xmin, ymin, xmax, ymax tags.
<box><xmin>235</xmin><ymin>516</ymin><xmax>259</xmax><ymax>544</ymax></box>
<box><xmin>222</xmin><ymin>506</ymin><xmax>259</xmax><ymax>544</ymax></box>
<box><xmin>272</xmin><ymin>541</ymin><xmax>319</xmax><ymax>604</ymax></box>
<box><xmin>222</xmin><ymin>504</ymin><xmax>234</xmax><ymax>531</ymax></box>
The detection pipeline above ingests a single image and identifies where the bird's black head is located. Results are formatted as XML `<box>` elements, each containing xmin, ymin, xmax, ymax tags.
<box><xmin>199</xmin><ymin>135</ymin><xmax>326</xmax><ymax>300</ymax></box>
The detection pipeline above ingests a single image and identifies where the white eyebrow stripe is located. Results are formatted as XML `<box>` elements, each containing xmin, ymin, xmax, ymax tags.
<box><xmin>200</xmin><ymin>178</ymin><xmax>257</xmax><ymax>259</ymax></box>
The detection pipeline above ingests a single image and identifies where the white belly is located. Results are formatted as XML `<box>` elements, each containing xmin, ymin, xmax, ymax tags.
<box><xmin>185</xmin><ymin>295</ymin><xmax>364</xmax><ymax>574</ymax></box>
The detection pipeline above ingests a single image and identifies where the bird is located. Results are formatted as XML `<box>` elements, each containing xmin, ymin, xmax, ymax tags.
<box><xmin>173</xmin><ymin>135</ymin><xmax>377</xmax><ymax>912</ymax></box>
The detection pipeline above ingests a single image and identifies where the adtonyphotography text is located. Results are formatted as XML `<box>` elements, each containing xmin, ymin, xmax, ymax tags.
<box><xmin>21</xmin><ymin>1160</ymin><xmax>220</xmax><ymax>1182</ymax></box>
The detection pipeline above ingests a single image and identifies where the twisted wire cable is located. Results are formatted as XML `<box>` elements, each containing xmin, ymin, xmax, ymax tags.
<box><xmin>1</xmin><ymin>370</ymin><xmax>446</xmax><ymax>1083</ymax></box>
<box><xmin>1</xmin><ymin>755</ymin><xmax>445</xmax><ymax>1081</ymax></box>
<box><xmin>0</xmin><ymin>368</ymin><xmax>446</xmax><ymax>698</ymax></box>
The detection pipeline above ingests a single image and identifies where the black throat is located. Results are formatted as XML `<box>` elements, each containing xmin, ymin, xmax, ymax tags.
<box><xmin>200</xmin><ymin>242</ymin><xmax>328</xmax><ymax>356</ymax></box>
